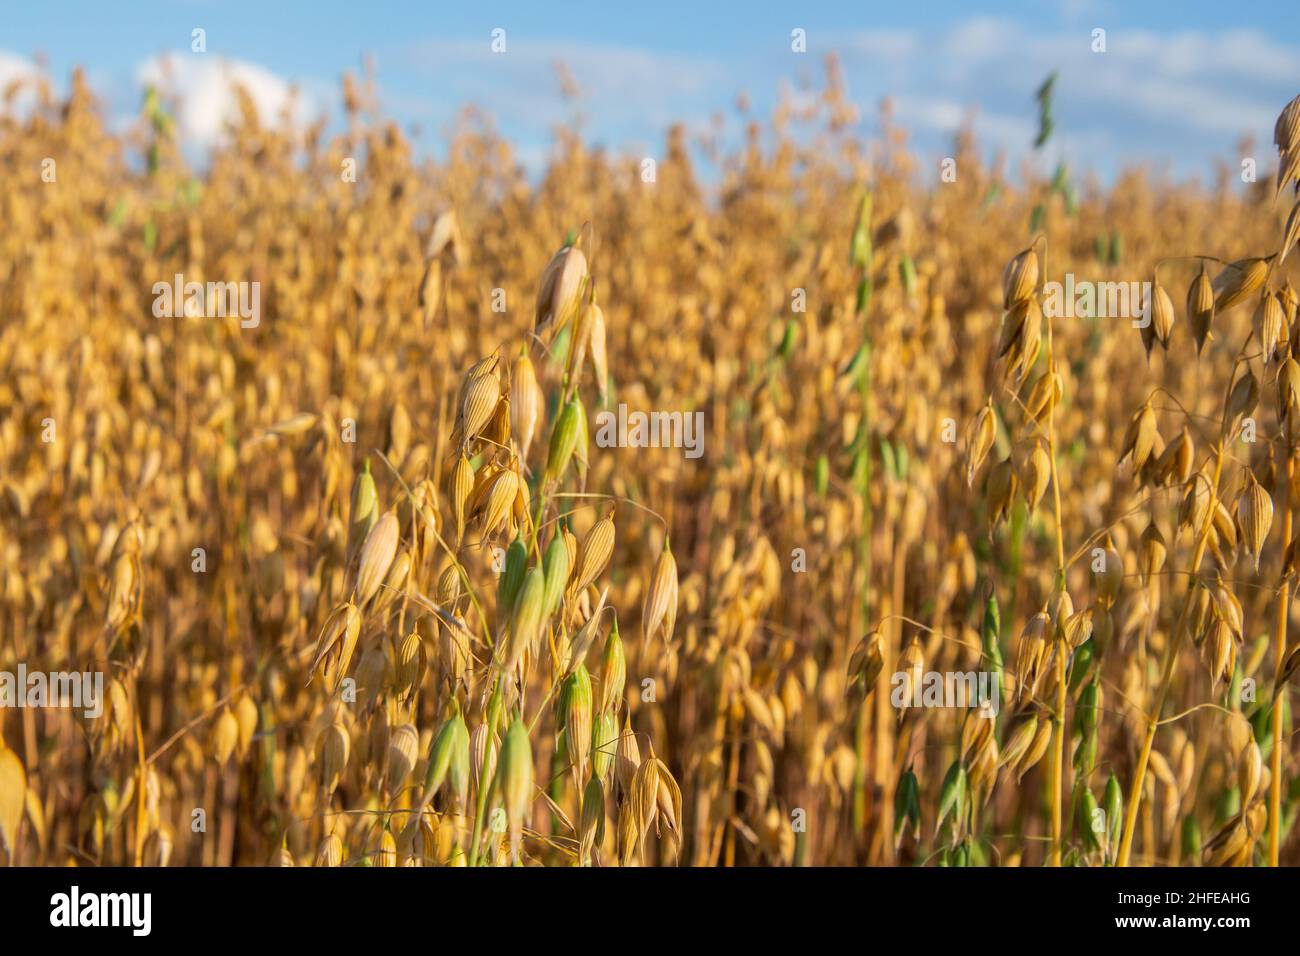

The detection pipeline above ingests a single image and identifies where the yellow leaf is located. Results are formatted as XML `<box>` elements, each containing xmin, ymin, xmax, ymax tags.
<box><xmin>0</xmin><ymin>746</ymin><xmax>27</xmax><ymax>854</ymax></box>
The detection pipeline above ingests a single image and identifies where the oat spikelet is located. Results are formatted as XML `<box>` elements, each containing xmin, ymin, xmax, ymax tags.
<box><xmin>1212</xmin><ymin>257</ymin><xmax>1270</xmax><ymax>314</ymax></box>
<box><xmin>1258</xmin><ymin>292</ymin><xmax>1289</xmax><ymax>363</ymax></box>
<box><xmin>316</xmin><ymin>832</ymin><xmax>344</xmax><ymax>868</ymax></box>
<box><xmin>480</xmin><ymin>468</ymin><xmax>520</xmax><ymax>539</ymax></box>
<box><xmin>1227</xmin><ymin>367</ymin><xmax>1260</xmax><ymax>424</ymax></box>
<box><xmin>1204</xmin><ymin>618</ymin><xmax>1238</xmax><ymax>691</ymax></box>
<box><xmin>579</xmin><ymin>777</ymin><xmax>606</xmax><ymax>865</ymax></box>
<box><xmin>1280</xmin><ymin>198</ymin><xmax>1300</xmax><ymax>269</ymax></box>
<box><xmin>565</xmin><ymin>585</ymin><xmax>609</xmax><ymax>673</ymax></box>
<box><xmin>1276</xmin><ymin>94</ymin><xmax>1300</xmax><ymax>194</ymax></box>
<box><xmin>598</xmin><ymin>617</ymin><xmax>627</xmax><ymax>715</ymax></box>
<box><xmin>451</xmin><ymin>454</ymin><xmax>474</xmax><ymax>544</ymax></box>
<box><xmin>1002</xmin><ymin>246</ymin><xmax>1038</xmax><ymax>308</ymax></box>
<box><xmin>1279</xmin><ymin>357</ymin><xmax>1300</xmax><ymax>423</ymax></box>
<box><xmin>105</xmin><ymin>548</ymin><xmax>140</xmax><ymax>634</ymax></box>
<box><xmin>210</xmin><ymin>708</ymin><xmax>239</xmax><ymax>766</ymax></box>
<box><xmin>642</xmin><ymin>538</ymin><xmax>679</xmax><ymax>645</ymax></box>
<box><xmin>346</xmin><ymin>460</ymin><xmax>378</xmax><ymax>566</ymax></box>
<box><xmin>848</xmin><ymin>628</ymin><xmax>885</xmax><ymax>693</ymax></box>
<box><xmin>418</xmin><ymin>256</ymin><xmax>442</xmax><ymax>324</ymax></box>
<box><xmin>1014</xmin><ymin>612</ymin><xmax>1051</xmax><ymax>705</ymax></box>
<box><xmin>570</xmin><ymin>511</ymin><xmax>616</xmax><ymax>598</ymax></box>
<box><xmin>1153</xmin><ymin>426</ymin><xmax>1195</xmax><ymax>487</ymax></box>
<box><xmin>510</xmin><ymin>349</ymin><xmax>544</xmax><ymax>463</ymax></box>
<box><xmin>614</xmin><ymin>716</ymin><xmax>641</xmax><ymax>798</ymax></box>
<box><xmin>354</xmin><ymin>510</ymin><xmax>400</xmax><ymax>606</ymax></box>
<box><xmin>320</xmin><ymin>717</ymin><xmax>350</xmax><ymax>794</ymax></box>
<box><xmin>986</xmin><ymin>457</ymin><xmax>1018</xmax><ymax>529</ymax></box>
<box><xmin>1188</xmin><ymin>266</ymin><xmax>1215</xmax><ymax>355</ymax></box>
<box><xmin>651</xmin><ymin>756</ymin><xmax>683</xmax><ymax>861</ymax></box>
<box><xmin>964</xmin><ymin>401</ymin><xmax>995</xmax><ymax>487</ymax></box>
<box><xmin>0</xmin><ymin>743</ymin><xmax>26</xmax><ymax>854</ymax></box>
<box><xmin>561</xmin><ymin>664</ymin><xmax>593</xmax><ymax>785</ymax></box>
<box><xmin>309</xmin><ymin>602</ymin><xmax>362</xmax><ymax>690</ymax></box>
<box><xmin>375</xmin><ymin>829</ymin><xmax>397</xmax><ymax>867</ymax></box>
<box><xmin>501</xmin><ymin>566</ymin><xmax>545</xmax><ymax>673</ymax></box>
<box><xmin>1021</xmin><ymin>366</ymin><xmax>1061</xmax><ymax>423</ymax></box>
<box><xmin>1119</xmin><ymin>401</ymin><xmax>1159</xmax><ymax>470</ymax></box>
<box><xmin>1282</xmin><ymin>281</ymin><xmax>1298</xmax><ymax>324</ymax></box>
<box><xmin>497</xmin><ymin>718</ymin><xmax>535</xmax><ymax>864</ymax></box>
<box><xmin>427</xmin><ymin>208</ymin><xmax>463</xmax><ymax>262</ymax></box>
<box><xmin>386</xmin><ymin>723</ymin><xmax>420</xmax><ymax>794</ymax></box>
<box><xmin>461</xmin><ymin>370</ymin><xmax>501</xmax><ymax>446</ymax></box>
<box><xmin>534</xmin><ymin>240</ymin><xmax>588</xmax><ymax>339</ymax></box>
<box><xmin>997</xmin><ymin>713</ymin><xmax>1039</xmax><ymax>772</ymax></box>
<box><xmin>1237</xmin><ymin>470</ymin><xmax>1273</xmax><ymax>571</ymax></box>
<box><xmin>1138</xmin><ymin>521</ymin><xmax>1167</xmax><ymax>585</ymax></box>
<box><xmin>1017</xmin><ymin>440</ymin><xmax>1051</xmax><ymax>513</ymax></box>
<box><xmin>1238</xmin><ymin>739</ymin><xmax>1263</xmax><ymax>807</ymax></box>
<box><xmin>631</xmin><ymin>751</ymin><xmax>660</xmax><ymax>856</ymax></box>
<box><xmin>1017</xmin><ymin>719</ymin><xmax>1054</xmax><ymax>782</ymax></box>
<box><xmin>1148</xmin><ymin>280</ymin><xmax>1175</xmax><ymax>354</ymax></box>
<box><xmin>589</xmin><ymin>302</ymin><xmax>609</xmax><ymax>406</ymax></box>
<box><xmin>999</xmin><ymin>297</ymin><xmax>1042</xmax><ymax>385</ymax></box>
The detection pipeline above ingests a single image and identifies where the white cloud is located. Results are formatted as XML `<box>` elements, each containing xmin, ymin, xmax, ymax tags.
<box><xmin>840</xmin><ymin>30</ymin><xmax>918</xmax><ymax>63</ymax></box>
<box><xmin>377</xmin><ymin>21</ymin><xmax>1300</xmax><ymax>183</ymax></box>
<box><xmin>1118</xmin><ymin>29</ymin><xmax>1300</xmax><ymax>84</ymax></box>
<box><xmin>939</xmin><ymin>18</ymin><xmax>1019</xmax><ymax>62</ymax></box>
<box><xmin>835</xmin><ymin>20</ymin><xmax>1300</xmax><ymax>178</ymax></box>
<box><xmin>1081</xmin><ymin>71</ymin><xmax>1276</xmax><ymax>136</ymax></box>
<box><xmin>0</xmin><ymin>52</ymin><xmax>44</xmax><ymax>114</ymax></box>
<box><xmin>893</xmin><ymin>95</ymin><xmax>1034</xmax><ymax>156</ymax></box>
<box><xmin>134</xmin><ymin>54</ymin><xmax>313</xmax><ymax>149</ymax></box>
<box><xmin>401</xmin><ymin>37</ymin><xmax>725</xmax><ymax>132</ymax></box>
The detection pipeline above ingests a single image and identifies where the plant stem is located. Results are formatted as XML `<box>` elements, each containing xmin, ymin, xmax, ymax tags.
<box><xmin>1117</xmin><ymin>446</ymin><xmax>1223</xmax><ymax>866</ymax></box>
<box><xmin>1117</xmin><ymin>334</ymin><xmax>1251</xmax><ymax>867</ymax></box>
<box><xmin>468</xmin><ymin>680</ymin><xmax>504</xmax><ymax>865</ymax></box>
<box><xmin>1044</xmin><ymin>291</ymin><xmax>1068</xmax><ymax>867</ymax></box>
<box><xmin>1269</xmin><ymin>431</ymin><xmax>1291</xmax><ymax>866</ymax></box>
<box><xmin>852</xmin><ymin>345</ymin><xmax>874</xmax><ymax>843</ymax></box>
<box><xmin>1049</xmin><ymin>625</ymin><xmax>1067</xmax><ymax>866</ymax></box>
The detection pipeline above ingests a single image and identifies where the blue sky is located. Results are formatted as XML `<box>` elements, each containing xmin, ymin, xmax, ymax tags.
<box><xmin>3</xmin><ymin>0</ymin><xmax>1298</xmax><ymax>182</ymax></box>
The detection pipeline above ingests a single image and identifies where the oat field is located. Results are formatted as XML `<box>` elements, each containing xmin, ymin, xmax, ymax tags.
<box><xmin>1</xmin><ymin>65</ymin><xmax>1300</xmax><ymax>867</ymax></box>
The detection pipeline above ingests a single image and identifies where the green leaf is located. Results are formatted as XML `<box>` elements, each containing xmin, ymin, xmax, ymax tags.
<box><xmin>850</xmin><ymin>191</ymin><xmax>873</xmax><ymax>268</ymax></box>
<box><xmin>1063</xmin><ymin>184</ymin><xmax>1079</xmax><ymax>216</ymax></box>
<box><xmin>1079</xmin><ymin>788</ymin><xmax>1102</xmax><ymax>852</ymax></box>
<box><xmin>899</xmin><ymin>255</ymin><xmax>917</xmax><ymax>299</ymax></box>
<box><xmin>855</xmin><ymin>276</ymin><xmax>873</xmax><ymax>316</ymax></box>
<box><xmin>980</xmin><ymin>183</ymin><xmax>1002</xmax><ymax>211</ymax></box>
<box><xmin>879</xmin><ymin>438</ymin><xmax>897</xmax><ymax>482</ymax></box>
<box><xmin>894</xmin><ymin>770</ymin><xmax>919</xmax><ymax>843</ymax></box>
<box><xmin>778</xmin><ymin>318</ymin><xmax>797</xmax><ymax>359</ymax></box>
<box><xmin>1068</xmin><ymin>638</ymin><xmax>1094</xmax><ymax>692</ymax></box>
<box><xmin>1181</xmin><ymin>815</ymin><xmax>1202</xmax><ymax>858</ymax></box>
<box><xmin>935</xmin><ymin>761</ymin><xmax>966</xmax><ymax>836</ymax></box>
<box><xmin>1104</xmin><ymin>773</ymin><xmax>1123</xmax><ymax>857</ymax></box>
<box><xmin>1050</xmin><ymin>162</ymin><xmax>1069</xmax><ymax>193</ymax></box>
